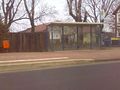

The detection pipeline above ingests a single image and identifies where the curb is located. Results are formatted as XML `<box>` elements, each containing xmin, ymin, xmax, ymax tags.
<box><xmin>0</xmin><ymin>58</ymin><xmax>95</xmax><ymax>73</ymax></box>
<box><xmin>0</xmin><ymin>57</ymin><xmax>120</xmax><ymax>73</ymax></box>
<box><xmin>94</xmin><ymin>58</ymin><xmax>120</xmax><ymax>62</ymax></box>
<box><xmin>0</xmin><ymin>57</ymin><xmax>120</xmax><ymax>67</ymax></box>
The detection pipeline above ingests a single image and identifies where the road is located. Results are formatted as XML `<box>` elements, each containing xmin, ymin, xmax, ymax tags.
<box><xmin>0</xmin><ymin>61</ymin><xmax>120</xmax><ymax>90</ymax></box>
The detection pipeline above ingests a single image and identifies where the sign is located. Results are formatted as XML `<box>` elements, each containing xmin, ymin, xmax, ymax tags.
<box><xmin>2</xmin><ymin>40</ymin><xmax>10</xmax><ymax>49</ymax></box>
<box><xmin>111</xmin><ymin>37</ymin><xmax>120</xmax><ymax>40</ymax></box>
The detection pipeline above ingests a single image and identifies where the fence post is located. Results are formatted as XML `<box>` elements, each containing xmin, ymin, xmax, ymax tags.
<box><xmin>76</xmin><ymin>25</ymin><xmax>79</xmax><ymax>49</ymax></box>
<box><xmin>90</xmin><ymin>25</ymin><xmax>93</xmax><ymax>49</ymax></box>
<box><xmin>61</xmin><ymin>26</ymin><xmax>64</xmax><ymax>50</ymax></box>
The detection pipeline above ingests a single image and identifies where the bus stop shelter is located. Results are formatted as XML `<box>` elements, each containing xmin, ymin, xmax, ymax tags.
<box><xmin>48</xmin><ymin>22</ymin><xmax>103</xmax><ymax>51</ymax></box>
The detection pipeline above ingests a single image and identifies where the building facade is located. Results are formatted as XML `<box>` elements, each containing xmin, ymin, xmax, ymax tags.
<box><xmin>48</xmin><ymin>22</ymin><xmax>103</xmax><ymax>51</ymax></box>
<box><xmin>113</xmin><ymin>5</ymin><xmax>120</xmax><ymax>37</ymax></box>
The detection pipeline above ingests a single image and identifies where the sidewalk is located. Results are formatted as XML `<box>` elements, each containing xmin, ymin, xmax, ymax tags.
<box><xmin>0</xmin><ymin>47</ymin><xmax>120</xmax><ymax>61</ymax></box>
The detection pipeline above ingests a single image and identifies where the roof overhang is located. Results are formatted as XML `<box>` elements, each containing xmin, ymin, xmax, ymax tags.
<box><xmin>49</xmin><ymin>22</ymin><xmax>103</xmax><ymax>26</ymax></box>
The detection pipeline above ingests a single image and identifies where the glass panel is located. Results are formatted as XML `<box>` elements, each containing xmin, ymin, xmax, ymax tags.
<box><xmin>63</xmin><ymin>26</ymin><xmax>77</xmax><ymax>50</ymax></box>
<box><xmin>49</xmin><ymin>26</ymin><xmax>62</xmax><ymax>50</ymax></box>
<box><xmin>82</xmin><ymin>26</ymin><xmax>90</xmax><ymax>48</ymax></box>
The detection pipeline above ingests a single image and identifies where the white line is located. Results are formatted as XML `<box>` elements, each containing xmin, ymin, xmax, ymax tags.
<box><xmin>0</xmin><ymin>59</ymin><xmax>95</xmax><ymax>66</ymax></box>
<box><xmin>0</xmin><ymin>57</ymin><xmax>69</xmax><ymax>63</ymax></box>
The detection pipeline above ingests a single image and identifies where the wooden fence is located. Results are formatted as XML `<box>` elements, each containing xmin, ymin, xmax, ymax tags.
<box><xmin>8</xmin><ymin>32</ymin><xmax>49</xmax><ymax>52</ymax></box>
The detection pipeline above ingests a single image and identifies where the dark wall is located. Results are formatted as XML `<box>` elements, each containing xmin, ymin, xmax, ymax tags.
<box><xmin>8</xmin><ymin>32</ymin><xmax>49</xmax><ymax>52</ymax></box>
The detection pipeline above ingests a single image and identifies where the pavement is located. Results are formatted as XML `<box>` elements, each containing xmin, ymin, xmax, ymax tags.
<box><xmin>0</xmin><ymin>47</ymin><xmax>120</xmax><ymax>61</ymax></box>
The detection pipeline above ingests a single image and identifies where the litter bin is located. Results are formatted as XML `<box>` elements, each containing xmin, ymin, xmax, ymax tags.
<box><xmin>2</xmin><ymin>40</ymin><xmax>10</xmax><ymax>52</ymax></box>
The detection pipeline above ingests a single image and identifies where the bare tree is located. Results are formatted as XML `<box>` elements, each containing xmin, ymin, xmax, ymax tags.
<box><xmin>84</xmin><ymin>0</ymin><xmax>119</xmax><ymax>23</ymax></box>
<box><xmin>36</xmin><ymin>4</ymin><xmax>57</xmax><ymax>22</ymax></box>
<box><xmin>23</xmin><ymin>0</ymin><xmax>57</xmax><ymax>32</ymax></box>
<box><xmin>1</xmin><ymin>0</ymin><xmax>26</xmax><ymax>32</ymax></box>
<box><xmin>100</xmin><ymin>0</ymin><xmax>116</xmax><ymax>22</ymax></box>
<box><xmin>66</xmin><ymin>0</ymin><xmax>87</xmax><ymax>22</ymax></box>
<box><xmin>23</xmin><ymin>0</ymin><xmax>35</xmax><ymax>32</ymax></box>
<box><xmin>83</xmin><ymin>0</ymin><xmax>100</xmax><ymax>22</ymax></box>
<box><xmin>82</xmin><ymin>0</ymin><xmax>120</xmax><ymax>33</ymax></box>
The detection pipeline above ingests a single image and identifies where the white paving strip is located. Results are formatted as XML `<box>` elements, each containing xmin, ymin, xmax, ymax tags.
<box><xmin>0</xmin><ymin>57</ymin><xmax>69</xmax><ymax>63</ymax></box>
<box><xmin>0</xmin><ymin>58</ymin><xmax>95</xmax><ymax>66</ymax></box>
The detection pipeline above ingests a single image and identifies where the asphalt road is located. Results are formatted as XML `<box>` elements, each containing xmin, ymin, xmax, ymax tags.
<box><xmin>0</xmin><ymin>61</ymin><xmax>120</xmax><ymax>90</ymax></box>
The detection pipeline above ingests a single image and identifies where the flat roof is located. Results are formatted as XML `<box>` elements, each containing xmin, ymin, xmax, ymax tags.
<box><xmin>49</xmin><ymin>22</ymin><xmax>103</xmax><ymax>26</ymax></box>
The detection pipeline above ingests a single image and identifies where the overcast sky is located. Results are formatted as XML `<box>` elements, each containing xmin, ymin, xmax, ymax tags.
<box><xmin>44</xmin><ymin>0</ymin><xmax>68</xmax><ymax>20</ymax></box>
<box><xmin>44</xmin><ymin>0</ymin><xmax>66</xmax><ymax>13</ymax></box>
